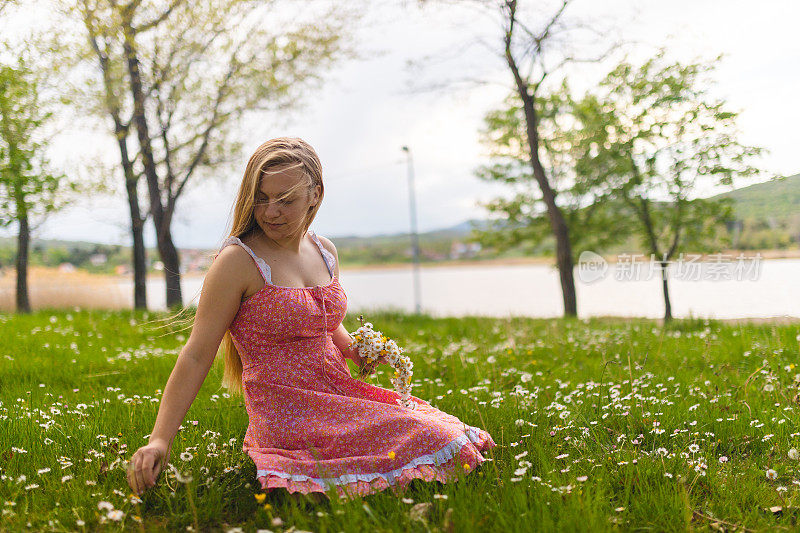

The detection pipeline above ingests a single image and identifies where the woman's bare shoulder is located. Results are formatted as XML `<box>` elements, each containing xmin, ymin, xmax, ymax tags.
<box><xmin>314</xmin><ymin>233</ymin><xmax>338</xmax><ymax>256</ymax></box>
<box><xmin>214</xmin><ymin>242</ymin><xmax>253</xmax><ymax>268</ymax></box>
<box><xmin>208</xmin><ymin>244</ymin><xmax>255</xmax><ymax>288</ymax></box>
<box><xmin>313</xmin><ymin>233</ymin><xmax>339</xmax><ymax>278</ymax></box>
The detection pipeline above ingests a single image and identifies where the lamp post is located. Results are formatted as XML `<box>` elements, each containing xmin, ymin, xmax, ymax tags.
<box><xmin>401</xmin><ymin>145</ymin><xmax>422</xmax><ymax>315</ymax></box>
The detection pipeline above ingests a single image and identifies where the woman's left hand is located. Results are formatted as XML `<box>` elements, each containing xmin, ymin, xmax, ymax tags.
<box><xmin>359</xmin><ymin>351</ymin><xmax>388</xmax><ymax>377</ymax></box>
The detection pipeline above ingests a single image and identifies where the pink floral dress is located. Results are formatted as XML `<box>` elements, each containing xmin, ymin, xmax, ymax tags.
<box><xmin>216</xmin><ymin>228</ymin><xmax>497</xmax><ymax>499</ymax></box>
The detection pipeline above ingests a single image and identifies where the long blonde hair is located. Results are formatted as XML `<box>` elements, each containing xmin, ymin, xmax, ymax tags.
<box><xmin>147</xmin><ymin>139</ymin><xmax>324</xmax><ymax>395</ymax></box>
<box><xmin>214</xmin><ymin>137</ymin><xmax>324</xmax><ymax>394</ymax></box>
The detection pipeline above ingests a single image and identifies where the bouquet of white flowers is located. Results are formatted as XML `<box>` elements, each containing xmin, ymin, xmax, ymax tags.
<box><xmin>348</xmin><ymin>315</ymin><xmax>415</xmax><ymax>409</ymax></box>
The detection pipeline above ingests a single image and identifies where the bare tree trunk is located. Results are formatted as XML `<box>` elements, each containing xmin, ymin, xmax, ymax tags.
<box><xmin>638</xmin><ymin>194</ymin><xmax>674</xmax><ymax>323</ymax></box>
<box><xmin>660</xmin><ymin>261</ymin><xmax>672</xmax><ymax>322</ymax></box>
<box><xmin>85</xmin><ymin>20</ymin><xmax>149</xmax><ymax>310</ymax></box>
<box><xmin>530</xmin><ymin>148</ymin><xmax>577</xmax><ymax>317</ymax></box>
<box><xmin>121</xmin><ymin>24</ymin><xmax>183</xmax><ymax>308</ymax></box>
<box><xmin>506</xmin><ymin>43</ymin><xmax>577</xmax><ymax>317</ymax></box>
<box><xmin>158</xmin><ymin>229</ymin><xmax>182</xmax><ymax>308</ymax></box>
<box><xmin>15</xmin><ymin>210</ymin><xmax>30</xmax><ymax>313</ymax></box>
<box><xmin>125</xmin><ymin>175</ymin><xmax>147</xmax><ymax>309</ymax></box>
<box><xmin>110</xmin><ymin>120</ymin><xmax>148</xmax><ymax>309</ymax></box>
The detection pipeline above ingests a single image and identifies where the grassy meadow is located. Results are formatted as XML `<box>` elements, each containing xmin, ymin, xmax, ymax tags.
<box><xmin>1</xmin><ymin>309</ymin><xmax>800</xmax><ymax>531</ymax></box>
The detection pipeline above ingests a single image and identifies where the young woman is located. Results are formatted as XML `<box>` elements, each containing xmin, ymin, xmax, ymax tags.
<box><xmin>126</xmin><ymin>137</ymin><xmax>496</xmax><ymax>500</ymax></box>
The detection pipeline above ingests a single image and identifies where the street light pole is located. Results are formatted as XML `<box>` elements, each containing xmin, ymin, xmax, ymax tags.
<box><xmin>401</xmin><ymin>145</ymin><xmax>422</xmax><ymax>315</ymax></box>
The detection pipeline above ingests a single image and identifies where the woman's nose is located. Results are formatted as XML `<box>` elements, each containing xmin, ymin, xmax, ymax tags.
<box><xmin>264</xmin><ymin>202</ymin><xmax>281</xmax><ymax>217</ymax></box>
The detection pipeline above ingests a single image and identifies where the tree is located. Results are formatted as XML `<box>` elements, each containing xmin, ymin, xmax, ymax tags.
<box><xmin>67</xmin><ymin>0</ymin><xmax>360</xmax><ymax>308</ymax></box>
<box><xmin>472</xmin><ymin>87</ymin><xmax>632</xmax><ymax>264</ymax></box>
<box><xmin>0</xmin><ymin>51</ymin><xmax>79</xmax><ymax>312</ymax></box>
<box><xmin>418</xmin><ymin>0</ymin><xmax>618</xmax><ymax>317</ymax></box>
<box><xmin>571</xmin><ymin>52</ymin><xmax>765</xmax><ymax>321</ymax></box>
<box><xmin>74</xmin><ymin>3</ymin><xmax>149</xmax><ymax>308</ymax></box>
<box><xmin>0</xmin><ymin>0</ymin><xmax>18</xmax><ymax>15</ymax></box>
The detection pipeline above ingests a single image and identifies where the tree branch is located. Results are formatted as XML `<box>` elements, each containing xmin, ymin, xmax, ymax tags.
<box><xmin>135</xmin><ymin>0</ymin><xmax>184</xmax><ymax>33</ymax></box>
<box><xmin>168</xmin><ymin>47</ymin><xmax>240</xmax><ymax>209</ymax></box>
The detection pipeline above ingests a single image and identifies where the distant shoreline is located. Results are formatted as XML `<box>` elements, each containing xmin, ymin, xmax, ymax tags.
<box><xmin>1</xmin><ymin>248</ymin><xmax>797</xmax><ymax>280</ymax></box>
<box><xmin>340</xmin><ymin>248</ymin><xmax>800</xmax><ymax>273</ymax></box>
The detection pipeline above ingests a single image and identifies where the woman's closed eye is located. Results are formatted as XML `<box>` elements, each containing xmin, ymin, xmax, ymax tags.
<box><xmin>255</xmin><ymin>198</ymin><xmax>293</xmax><ymax>206</ymax></box>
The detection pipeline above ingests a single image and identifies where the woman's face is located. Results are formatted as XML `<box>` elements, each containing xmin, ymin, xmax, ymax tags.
<box><xmin>253</xmin><ymin>165</ymin><xmax>320</xmax><ymax>239</ymax></box>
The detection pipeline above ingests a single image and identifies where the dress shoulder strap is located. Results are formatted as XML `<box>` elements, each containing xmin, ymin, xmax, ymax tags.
<box><xmin>308</xmin><ymin>229</ymin><xmax>336</xmax><ymax>277</ymax></box>
<box><xmin>218</xmin><ymin>235</ymin><xmax>270</xmax><ymax>282</ymax></box>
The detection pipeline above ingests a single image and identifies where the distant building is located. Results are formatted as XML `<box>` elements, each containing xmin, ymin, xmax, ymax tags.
<box><xmin>182</xmin><ymin>249</ymin><xmax>214</xmax><ymax>273</ymax></box>
<box><xmin>89</xmin><ymin>254</ymin><xmax>108</xmax><ymax>266</ymax></box>
<box><xmin>450</xmin><ymin>241</ymin><xmax>481</xmax><ymax>259</ymax></box>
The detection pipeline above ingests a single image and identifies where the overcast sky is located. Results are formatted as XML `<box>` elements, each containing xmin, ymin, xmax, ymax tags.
<box><xmin>3</xmin><ymin>0</ymin><xmax>798</xmax><ymax>249</ymax></box>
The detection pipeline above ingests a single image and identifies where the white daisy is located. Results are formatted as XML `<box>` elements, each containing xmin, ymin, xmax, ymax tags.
<box><xmin>97</xmin><ymin>501</ymin><xmax>114</xmax><ymax>512</ymax></box>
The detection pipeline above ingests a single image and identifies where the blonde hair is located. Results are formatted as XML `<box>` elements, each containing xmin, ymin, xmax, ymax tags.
<box><xmin>153</xmin><ymin>138</ymin><xmax>325</xmax><ymax>396</ymax></box>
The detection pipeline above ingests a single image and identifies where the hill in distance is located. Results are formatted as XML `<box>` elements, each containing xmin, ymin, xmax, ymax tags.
<box><xmin>711</xmin><ymin>173</ymin><xmax>800</xmax><ymax>220</ymax></box>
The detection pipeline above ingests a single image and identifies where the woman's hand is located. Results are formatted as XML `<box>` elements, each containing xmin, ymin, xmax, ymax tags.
<box><xmin>358</xmin><ymin>347</ymin><xmax>389</xmax><ymax>377</ymax></box>
<box><xmin>127</xmin><ymin>440</ymin><xmax>170</xmax><ymax>496</ymax></box>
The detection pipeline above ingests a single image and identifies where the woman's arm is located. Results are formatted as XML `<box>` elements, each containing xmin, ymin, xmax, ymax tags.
<box><xmin>127</xmin><ymin>246</ymin><xmax>251</xmax><ymax>495</ymax></box>
<box><xmin>332</xmin><ymin>322</ymin><xmax>360</xmax><ymax>364</ymax></box>
<box><xmin>145</xmin><ymin>257</ymin><xmax>243</xmax><ymax>445</ymax></box>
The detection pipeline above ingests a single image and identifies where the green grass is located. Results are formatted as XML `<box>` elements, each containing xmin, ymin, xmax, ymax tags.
<box><xmin>1</xmin><ymin>309</ymin><xmax>800</xmax><ymax>532</ymax></box>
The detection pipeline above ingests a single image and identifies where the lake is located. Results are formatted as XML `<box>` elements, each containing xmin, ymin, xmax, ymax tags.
<box><xmin>134</xmin><ymin>257</ymin><xmax>800</xmax><ymax>319</ymax></box>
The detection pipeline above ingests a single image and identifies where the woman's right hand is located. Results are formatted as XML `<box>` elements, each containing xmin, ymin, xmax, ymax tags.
<box><xmin>127</xmin><ymin>440</ymin><xmax>169</xmax><ymax>496</ymax></box>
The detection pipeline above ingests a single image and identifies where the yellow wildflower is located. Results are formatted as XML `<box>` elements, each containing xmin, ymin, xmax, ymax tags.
<box><xmin>254</xmin><ymin>493</ymin><xmax>266</xmax><ymax>504</ymax></box>
<box><xmin>389</xmin><ymin>451</ymin><xmax>396</xmax><ymax>459</ymax></box>
<box><xmin>463</xmin><ymin>463</ymin><xmax>470</xmax><ymax>471</ymax></box>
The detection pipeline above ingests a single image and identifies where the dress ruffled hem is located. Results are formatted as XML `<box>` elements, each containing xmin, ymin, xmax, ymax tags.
<box><xmin>255</xmin><ymin>425</ymin><xmax>496</xmax><ymax>499</ymax></box>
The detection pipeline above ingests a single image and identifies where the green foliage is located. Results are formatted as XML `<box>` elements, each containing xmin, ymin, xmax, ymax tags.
<box><xmin>472</xmin><ymin>90</ymin><xmax>633</xmax><ymax>264</ymax></box>
<box><xmin>473</xmin><ymin>50</ymin><xmax>770</xmax><ymax>267</ymax></box>
<box><xmin>0</xmin><ymin>49</ymin><xmax>77</xmax><ymax>227</ymax></box>
<box><xmin>571</xmin><ymin>50</ymin><xmax>766</xmax><ymax>260</ymax></box>
<box><xmin>63</xmin><ymin>0</ymin><xmax>362</xmax><ymax>203</ymax></box>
